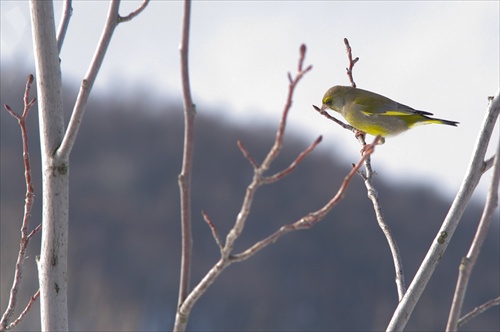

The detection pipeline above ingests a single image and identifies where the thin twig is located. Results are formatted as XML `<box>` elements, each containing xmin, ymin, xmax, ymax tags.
<box><xmin>1</xmin><ymin>75</ymin><xmax>40</xmax><ymax>331</ymax></box>
<box><xmin>312</xmin><ymin>104</ymin><xmax>356</xmax><ymax>133</ymax></box>
<box><xmin>56</xmin><ymin>0</ymin><xmax>149</xmax><ymax>160</ymax></box>
<box><xmin>179</xmin><ymin>135</ymin><xmax>376</xmax><ymax>331</ymax></box>
<box><xmin>231</xmin><ymin>137</ymin><xmax>379</xmax><ymax>262</ymax></box>
<box><xmin>237</xmin><ymin>140</ymin><xmax>258</xmax><ymax>170</ymax></box>
<box><xmin>118</xmin><ymin>0</ymin><xmax>150</xmax><ymax>23</ymax></box>
<box><xmin>263</xmin><ymin>135</ymin><xmax>322</xmax><ymax>184</ymax></box>
<box><xmin>224</xmin><ymin>44</ymin><xmax>312</xmax><ymax>257</ymax></box>
<box><xmin>175</xmin><ymin>0</ymin><xmax>195</xmax><ymax>329</ymax></box>
<box><xmin>56</xmin><ymin>0</ymin><xmax>72</xmax><ymax>53</ymax></box>
<box><xmin>345</xmin><ymin>38</ymin><xmax>405</xmax><ymax>299</ymax></box>
<box><xmin>344</xmin><ymin>38</ymin><xmax>358</xmax><ymax>88</ymax></box>
<box><xmin>326</xmin><ymin>38</ymin><xmax>406</xmax><ymax>299</ymax></box>
<box><xmin>359</xmin><ymin>148</ymin><xmax>406</xmax><ymax>299</ymax></box>
<box><xmin>2</xmin><ymin>290</ymin><xmax>40</xmax><ymax>331</ymax></box>
<box><xmin>174</xmin><ymin>44</ymin><xmax>314</xmax><ymax>332</ymax></box>
<box><xmin>202</xmin><ymin>211</ymin><xmax>223</xmax><ymax>251</ymax></box>
<box><xmin>446</xmin><ymin>141</ymin><xmax>500</xmax><ymax>331</ymax></box>
<box><xmin>271</xmin><ymin>44</ymin><xmax>313</xmax><ymax>163</ymax></box>
<box><xmin>458</xmin><ymin>296</ymin><xmax>500</xmax><ymax>328</ymax></box>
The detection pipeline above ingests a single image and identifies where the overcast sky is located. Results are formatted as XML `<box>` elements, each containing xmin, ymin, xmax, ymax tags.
<box><xmin>2</xmin><ymin>1</ymin><xmax>499</xmax><ymax>199</ymax></box>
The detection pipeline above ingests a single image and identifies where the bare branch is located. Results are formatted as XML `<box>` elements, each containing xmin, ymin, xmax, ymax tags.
<box><xmin>446</xmin><ymin>140</ymin><xmax>500</xmax><ymax>331</ymax></box>
<box><xmin>174</xmin><ymin>44</ymin><xmax>314</xmax><ymax>332</ymax></box>
<box><xmin>358</xmin><ymin>145</ymin><xmax>406</xmax><ymax>300</ymax></box>
<box><xmin>224</xmin><ymin>44</ymin><xmax>313</xmax><ymax>257</ymax></box>
<box><xmin>27</xmin><ymin>223</ymin><xmax>42</xmax><ymax>240</ymax></box>
<box><xmin>312</xmin><ymin>104</ymin><xmax>356</xmax><ymax>133</ymax></box>
<box><xmin>178</xmin><ymin>135</ymin><xmax>377</xmax><ymax>332</ymax></box>
<box><xmin>1</xmin><ymin>290</ymin><xmax>40</xmax><ymax>331</ymax></box>
<box><xmin>1</xmin><ymin>75</ymin><xmax>39</xmax><ymax>330</ymax></box>
<box><xmin>231</xmin><ymin>137</ymin><xmax>379</xmax><ymax>262</ymax></box>
<box><xmin>118</xmin><ymin>0</ymin><xmax>150</xmax><ymax>23</ymax></box>
<box><xmin>318</xmin><ymin>39</ymin><xmax>405</xmax><ymax>299</ymax></box>
<box><xmin>30</xmin><ymin>1</ymin><xmax>68</xmax><ymax>328</ymax></box>
<box><xmin>237</xmin><ymin>140</ymin><xmax>258</xmax><ymax>170</ymax></box>
<box><xmin>458</xmin><ymin>296</ymin><xmax>500</xmax><ymax>328</ymax></box>
<box><xmin>202</xmin><ymin>211</ymin><xmax>223</xmax><ymax>251</ymax></box>
<box><xmin>263</xmin><ymin>135</ymin><xmax>322</xmax><ymax>184</ymax></box>
<box><xmin>57</xmin><ymin>0</ymin><xmax>148</xmax><ymax>160</ymax></box>
<box><xmin>482</xmin><ymin>155</ymin><xmax>495</xmax><ymax>174</ymax></box>
<box><xmin>175</xmin><ymin>0</ymin><xmax>195</xmax><ymax>329</ymax></box>
<box><xmin>387</xmin><ymin>88</ymin><xmax>500</xmax><ymax>331</ymax></box>
<box><xmin>268</xmin><ymin>45</ymin><xmax>312</xmax><ymax>166</ymax></box>
<box><xmin>344</xmin><ymin>38</ymin><xmax>358</xmax><ymax>88</ymax></box>
<box><xmin>56</xmin><ymin>0</ymin><xmax>72</xmax><ymax>53</ymax></box>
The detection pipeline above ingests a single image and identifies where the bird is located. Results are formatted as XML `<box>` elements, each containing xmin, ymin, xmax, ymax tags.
<box><xmin>320</xmin><ymin>85</ymin><xmax>458</xmax><ymax>143</ymax></box>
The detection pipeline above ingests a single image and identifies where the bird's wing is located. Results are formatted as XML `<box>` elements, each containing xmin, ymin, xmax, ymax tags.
<box><xmin>352</xmin><ymin>96</ymin><xmax>434</xmax><ymax>117</ymax></box>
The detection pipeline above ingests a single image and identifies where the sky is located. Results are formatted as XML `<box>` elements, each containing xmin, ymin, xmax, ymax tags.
<box><xmin>1</xmin><ymin>1</ymin><xmax>499</xmax><ymax>199</ymax></box>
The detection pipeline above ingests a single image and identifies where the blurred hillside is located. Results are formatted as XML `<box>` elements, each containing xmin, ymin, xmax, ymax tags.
<box><xmin>1</xmin><ymin>63</ymin><xmax>499</xmax><ymax>331</ymax></box>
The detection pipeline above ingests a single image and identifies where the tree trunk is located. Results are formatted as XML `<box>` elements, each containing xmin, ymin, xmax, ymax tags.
<box><xmin>30</xmin><ymin>1</ymin><xmax>69</xmax><ymax>330</ymax></box>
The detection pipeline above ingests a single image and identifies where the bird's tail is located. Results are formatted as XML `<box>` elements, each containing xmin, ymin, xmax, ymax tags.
<box><xmin>415</xmin><ymin>117</ymin><xmax>459</xmax><ymax>127</ymax></box>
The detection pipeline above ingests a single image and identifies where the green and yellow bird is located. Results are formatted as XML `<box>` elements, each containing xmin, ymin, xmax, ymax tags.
<box><xmin>321</xmin><ymin>85</ymin><xmax>459</xmax><ymax>143</ymax></box>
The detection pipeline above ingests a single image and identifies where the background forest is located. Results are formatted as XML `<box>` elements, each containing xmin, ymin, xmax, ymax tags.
<box><xmin>1</xmin><ymin>61</ymin><xmax>499</xmax><ymax>331</ymax></box>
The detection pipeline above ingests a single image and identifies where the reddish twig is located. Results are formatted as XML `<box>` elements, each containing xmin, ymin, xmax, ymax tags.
<box><xmin>317</xmin><ymin>37</ymin><xmax>404</xmax><ymax>299</ymax></box>
<box><xmin>274</xmin><ymin>44</ymin><xmax>313</xmax><ymax>151</ymax></box>
<box><xmin>237</xmin><ymin>140</ymin><xmax>258</xmax><ymax>170</ymax></box>
<box><xmin>175</xmin><ymin>44</ymin><xmax>315</xmax><ymax>332</ymax></box>
<box><xmin>1</xmin><ymin>75</ymin><xmax>40</xmax><ymax>330</ymax></box>
<box><xmin>311</xmin><ymin>38</ymin><xmax>360</xmax><ymax>139</ymax></box>
<box><xmin>231</xmin><ymin>136</ymin><xmax>379</xmax><ymax>262</ymax></box>
<box><xmin>1</xmin><ymin>290</ymin><xmax>40</xmax><ymax>331</ymax></box>
<box><xmin>225</xmin><ymin>44</ymin><xmax>313</xmax><ymax>254</ymax></box>
<box><xmin>312</xmin><ymin>104</ymin><xmax>356</xmax><ymax>133</ymax></box>
<box><xmin>344</xmin><ymin>38</ymin><xmax>358</xmax><ymax>88</ymax></box>
<box><xmin>202</xmin><ymin>211</ymin><xmax>223</xmax><ymax>250</ymax></box>
<box><xmin>263</xmin><ymin>135</ymin><xmax>322</xmax><ymax>184</ymax></box>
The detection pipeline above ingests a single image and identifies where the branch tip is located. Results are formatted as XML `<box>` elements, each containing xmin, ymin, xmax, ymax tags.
<box><xmin>300</xmin><ymin>43</ymin><xmax>306</xmax><ymax>56</ymax></box>
<box><xmin>237</xmin><ymin>140</ymin><xmax>258</xmax><ymax>169</ymax></box>
<box><xmin>202</xmin><ymin>211</ymin><xmax>223</xmax><ymax>250</ymax></box>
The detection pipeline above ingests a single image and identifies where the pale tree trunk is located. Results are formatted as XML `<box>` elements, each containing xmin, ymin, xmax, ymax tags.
<box><xmin>30</xmin><ymin>1</ymin><xmax>69</xmax><ymax>331</ymax></box>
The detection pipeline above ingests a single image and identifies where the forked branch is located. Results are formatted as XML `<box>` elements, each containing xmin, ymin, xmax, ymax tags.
<box><xmin>313</xmin><ymin>38</ymin><xmax>406</xmax><ymax>299</ymax></box>
<box><xmin>446</xmin><ymin>140</ymin><xmax>500</xmax><ymax>331</ymax></box>
<box><xmin>387</xmin><ymin>89</ymin><xmax>500</xmax><ymax>331</ymax></box>
<box><xmin>174</xmin><ymin>44</ymin><xmax>323</xmax><ymax>332</ymax></box>
<box><xmin>1</xmin><ymin>75</ymin><xmax>41</xmax><ymax>331</ymax></box>
<box><xmin>231</xmin><ymin>136</ymin><xmax>380</xmax><ymax>263</ymax></box>
<box><xmin>56</xmin><ymin>0</ymin><xmax>150</xmax><ymax>160</ymax></box>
